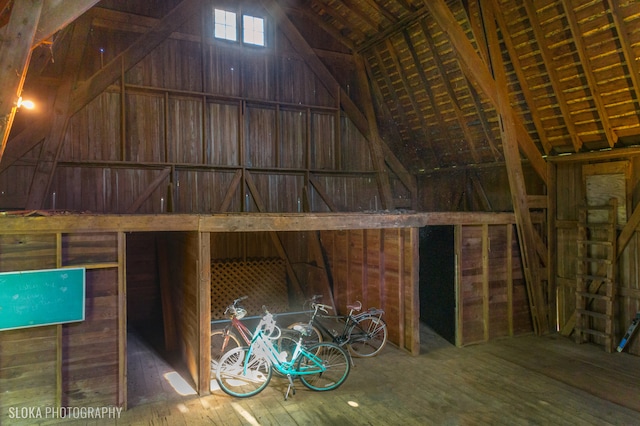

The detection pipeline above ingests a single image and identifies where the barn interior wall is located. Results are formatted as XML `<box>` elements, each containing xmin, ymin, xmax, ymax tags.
<box><xmin>417</xmin><ymin>163</ymin><xmax>544</xmax><ymax>212</ymax></box>
<box><xmin>0</xmin><ymin>231</ymin><xmax>125</xmax><ymax>421</ymax></box>
<box><xmin>553</xmin><ymin>157</ymin><xmax>640</xmax><ymax>356</ymax></box>
<box><xmin>0</xmin><ymin>4</ymin><xmax>383</xmax><ymax>215</ymax></box>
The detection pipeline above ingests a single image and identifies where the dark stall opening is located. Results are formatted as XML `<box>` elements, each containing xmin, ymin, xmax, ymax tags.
<box><xmin>419</xmin><ymin>226</ymin><xmax>456</xmax><ymax>345</ymax></box>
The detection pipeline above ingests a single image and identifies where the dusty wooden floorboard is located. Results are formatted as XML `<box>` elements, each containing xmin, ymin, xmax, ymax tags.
<box><xmin>17</xmin><ymin>325</ymin><xmax>640</xmax><ymax>425</ymax></box>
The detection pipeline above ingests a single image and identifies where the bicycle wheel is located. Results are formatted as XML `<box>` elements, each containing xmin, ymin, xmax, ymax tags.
<box><xmin>216</xmin><ymin>346</ymin><xmax>272</xmax><ymax>398</ymax></box>
<box><xmin>286</xmin><ymin>322</ymin><xmax>322</xmax><ymax>347</ymax></box>
<box><xmin>298</xmin><ymin>343</ymin><xmax>350</xmax><ymax>392</ymax></box>
<box><xmin>347</xmin><ymin>316</ymin><xmax>388</xmax><ymax>357</ymax></box>
<box><xmin>211</xmin><ymin>330</ymin><xmax>241</xmax><ymax>364</ymax></box>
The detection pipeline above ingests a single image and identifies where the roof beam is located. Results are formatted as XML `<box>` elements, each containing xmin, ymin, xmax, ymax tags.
<box><xmin>0</xmin><ymin>0</ymin><xmax>43</xmax><ymax>163</ymax></box>
<box><xmin>487</xmin><ymin>2</ymin><xmax>552</xmax><ymax>154</ymax></box>
<box><xmin>415</xmin><ymin>22</ymin><xmax>481</xmax><ymax>163</ymax></box>
<box><xmin>424</xmin><ymin>0</ymin><xmax>549</xmax><ymax>334</ymax></box>
<box><xmin>605</xmin><ymin>0</ymin><xmax>640</xmax><ymax>113</ymax></box>
<box><xmin>560</xmin><ymin>0</ymin><xmax>617</xmax><ymax>148</ymax></box>
<box><xmin>423</xmin><ymin>0</ymin><xmax>547</xmax><ymax>185</ymax></box>
<box><xmin>33</xmin><ymin>0</ymin><xmax>100</xmax><ymax>46</ymax></box>
<box><xmin>516</xmin><ymin>1</ymin><xmax>581</xmax><ymax>153</ymax></box>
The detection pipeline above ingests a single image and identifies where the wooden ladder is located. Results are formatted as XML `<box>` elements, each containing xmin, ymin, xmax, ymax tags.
<box><xmin>575</xmin><ymin>199</ymin><xmax>617</xmax><ymax>352</ymax></box>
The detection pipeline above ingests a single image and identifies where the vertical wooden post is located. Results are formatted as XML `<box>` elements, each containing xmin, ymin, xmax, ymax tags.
<box><xmin>482</xmin><ymin>224</ymin><xmax>490</xmax><ymax>342</ymax></box>
<box><xmin>117</xmin><ymin>231</ymin><xmax>127</xmax><ymax>408</ymax></box>
<box><xmin>55</xmin><ymin>233</ymin><xmax>62</xmax><ymax>407</ymax></box>
<box><xmin>455</xmin><ymin>225</ymin><xmax>463</xmax><ymax>347</ymax></box>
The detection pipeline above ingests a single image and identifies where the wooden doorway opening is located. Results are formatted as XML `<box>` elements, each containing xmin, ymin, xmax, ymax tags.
<box><xmin>419</xmin><ymin>226</ymin><xmax>455</xmax><ymax>345</ymax></box>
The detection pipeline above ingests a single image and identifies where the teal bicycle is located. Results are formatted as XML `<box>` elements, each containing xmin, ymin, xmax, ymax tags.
<box><xmin>215</xmin><ymin>308</ymin><xmax>350</xmax><ymax>399</ymax></box>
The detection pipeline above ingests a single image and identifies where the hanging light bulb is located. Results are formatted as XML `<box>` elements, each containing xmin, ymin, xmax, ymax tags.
<box><xmin>17</xmin><ymin>97</ymin><xmax>35</xmax><ymax>110</ymax></box>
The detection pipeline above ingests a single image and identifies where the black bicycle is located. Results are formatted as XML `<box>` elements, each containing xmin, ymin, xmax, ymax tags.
<box><xmin>285</xmin><ymin>295</ymin><xmax>388</xmax><ymax>358</ymax></box>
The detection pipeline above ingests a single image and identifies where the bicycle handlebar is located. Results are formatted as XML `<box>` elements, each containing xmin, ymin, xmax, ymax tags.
<box><xmin>312</xmin><ymin>302</ymin><xmax>332</xmax><ymax>314</ymax></box>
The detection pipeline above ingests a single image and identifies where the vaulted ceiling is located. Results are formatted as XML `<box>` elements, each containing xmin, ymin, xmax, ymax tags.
<box><xmin>2</xmin><ymin>0</ymin><xmax>640</xmax><ymax>178</ymax></box>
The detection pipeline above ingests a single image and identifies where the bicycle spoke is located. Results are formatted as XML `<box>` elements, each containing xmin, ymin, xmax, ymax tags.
<box><xmin>298</xmin><ymin>343</ymin><xmax>350</xmax><ymax>391</ymax></box>
<box><xmin>348</xmin><ymin>317</ymin><xmax>388</xmax><ymax>357</ymax></box>
<box><xmin>216</xmin><ymin>347</ymin><xmax>272</xmax><ymax>398</ymax></box>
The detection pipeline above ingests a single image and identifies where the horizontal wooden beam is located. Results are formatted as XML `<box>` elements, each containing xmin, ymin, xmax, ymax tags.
<box><xmin>0</xmin><ymin>211</ymin><xmax>516</xmax><ymax>234</ymax></box>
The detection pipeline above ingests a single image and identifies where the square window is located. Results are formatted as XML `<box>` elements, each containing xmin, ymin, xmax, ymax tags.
<box><xmin>214</xmin><ymin>9</ymin><xmax>237</xmax><ymax>41</ymax></box>
<box><xmin>243</xmin><ymin>15</ymin><xmax>265</xmax><ymax>46</ymax></box>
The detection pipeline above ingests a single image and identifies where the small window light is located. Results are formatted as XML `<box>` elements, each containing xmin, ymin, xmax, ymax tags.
<box><xmin>243</xmin><ymin>15</ymin><xmax>264</xmax><ymax>46</ymax></box>
<box><xmin>214</xmin><ymin>9</ymin><xmax>237</xmax><ymax>41</ymax></box>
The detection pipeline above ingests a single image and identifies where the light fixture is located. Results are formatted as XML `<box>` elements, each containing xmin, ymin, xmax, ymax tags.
<box><xmin>17</xmin><ymin>97</ymin><xmax>35</xmax><ymax>110</ymax></box>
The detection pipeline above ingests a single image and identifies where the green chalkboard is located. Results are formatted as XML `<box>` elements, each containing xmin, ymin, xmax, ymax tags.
<box><xmin>0</xmin><ymin>268</ymin><xmax>85</xmax><ymax>331</ymax></box>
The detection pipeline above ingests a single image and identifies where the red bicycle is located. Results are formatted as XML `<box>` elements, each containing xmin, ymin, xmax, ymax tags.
<box><xmin>210</xmin><ymin>296</ymin><xmax>253</xmax><ymax>368</ymax></box>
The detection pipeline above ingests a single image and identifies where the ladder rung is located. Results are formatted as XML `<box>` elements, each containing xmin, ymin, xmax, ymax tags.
<box><xmin>576</xmin><ymin>257</ymin><xmax>611</xmax><ymax>264</ymax></box>
<box><xmin>579</xmin><ymin>205</ymin><xmax>617</xmax><ymax>212</ymax></box>
<box><xmin>576</xmin><ymin>292</ymin><xmax>612</xmax><ymax>301</ymax></box>
<box><xmin>576</xmin><ymin>309</ymin><xmax>612</xmax><ymax>320</ymax></box>
<box><xmin>576</xmin><ymin>274</ymin><xmax>613</xmax><ymax>282</ymax></box>
<box><xmin>577</xmin><ymin>240</ymin><xmax>613</xmax><ymax>246</ymax></box>
<box><xmin>574</xmin><ymin>327</ymin><xmax>611</xmax><ymax>338</ymax></box>
<box><xmin>579</xmin><ymin>223</ymin><xmax>615</xmax><ymax>230</ymax></box>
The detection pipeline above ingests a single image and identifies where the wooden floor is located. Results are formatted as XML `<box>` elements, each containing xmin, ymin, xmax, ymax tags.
<box><xmin>48</xmin><ymin>325</ymin><xmax>640</xmax><ymax>425</ymax></box>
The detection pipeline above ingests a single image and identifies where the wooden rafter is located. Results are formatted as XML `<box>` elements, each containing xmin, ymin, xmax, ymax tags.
<box><xmin>33</xmin><ymin>0</ymin><xmax>100</xmax><ymax>47</ymax></box>
<box><xmin>414</xmin><ymin>23</ymin><xmax>481</xmax><ymax>164</ymax></box>
<box><xmin>518</xmin><ymin>0</ymin><xmax>581</xmax><ymax>153</ymax></box>
<box><xmin>309</xmin><ymin>0</ymin><xmax>367</xmax><ymax>42</ymax></box>
<box><xmin>359</xmin><ymin>0</ymin><xmax>397</xmax><ymax>25</ymax></box>
<box><xmin>560</xmin><ymin>0</ymin><xmax>617</xmax><ymax>148</ymax></box>
<box><xmin>605</xmin><ymin>0</ymin><xmax>640</xmax><ymax>112</ymax></box>
<box><xmin>283</xmin><ymin>4</ymin><xmax>355</xmax><ymax>52</ymax></box>
<box><xmin>487</xmin><ymin>2</ymin><xmax>552</xmax><ymax>154</ymax></box>
<box><xmin>384</xmin><ymin>37</ymin><xmax>433</xmax><ymax>158</ymax></box>
<box><xmin>332</xmin><ymin>0</ymin><xmax>380</xmax><ymax>31</ymax></box>
<box><xmin>423</xmin><ymin>1</ymin><xmax>547</xmax><ymax>184</ymax></box>
<box><xmin>424</xmin><ymin>0</ymin><xmax>549</xmax><ymax>334</ymax></box>
<box><xmin>0</xmin><ymin>0</ymin><xmax>43</xmax><ymax>162</ymax></box>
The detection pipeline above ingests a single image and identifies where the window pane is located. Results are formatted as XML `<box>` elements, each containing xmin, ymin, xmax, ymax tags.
<box><xmin>243</xmin><ymin>15</ymin><xmax>265</xmax><ymax>46</ymax></box>
<box><xmin>214</xmin><ymin>9</ymin><xmax>237</xmax><ymax>41</ymax></box>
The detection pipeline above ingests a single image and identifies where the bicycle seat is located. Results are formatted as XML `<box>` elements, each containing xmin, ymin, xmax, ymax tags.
<box><xmin>347</xmin><ymin>301</ymin><xmax>362</xmax><ymax>311</ymax></box>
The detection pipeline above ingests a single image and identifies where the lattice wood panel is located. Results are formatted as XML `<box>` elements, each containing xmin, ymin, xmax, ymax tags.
<box><xmin>211</xmin><ymin>258</ymin><xmax>288</xmax><ymax>319</ymax></box>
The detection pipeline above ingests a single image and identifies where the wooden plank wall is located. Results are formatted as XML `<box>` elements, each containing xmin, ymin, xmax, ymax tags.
<box><xmin>0</xmin><ymin>231</ymin><xmax>125</xmax><ymax>421</ymax></box>
<box><xmin>456</xmin><ymin>224</ymin><xmax>533</xmax><ymax>346</ymax></box>
<box><xmin>163</xmin><ymin>232</ymin><xmax>210</xmax><ymax>395</ymax></box>
<box><xmin>319</xmin><ymin>228</ymin><xmax>420</xmax><ymax>355</ymax></box>
<box><xmin>0</xmin><ymin>6</ymin><xmax>384</xmax><ymax>216</ymax></box>
<box><xmin>553</xmin><ymin>157</ymin><xmax>640</xmax><ymax>355</ymax></box>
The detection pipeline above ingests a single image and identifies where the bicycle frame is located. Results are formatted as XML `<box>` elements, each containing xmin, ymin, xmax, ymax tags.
<box><xmin>246</xmin><ymin>328</ymin><xmax>326</xmax><ymax>377</ymax></box>
<box><xmin>311</xmin><ymin>304</ymin><xmax>384</xmax><ymax>344</ymax></box>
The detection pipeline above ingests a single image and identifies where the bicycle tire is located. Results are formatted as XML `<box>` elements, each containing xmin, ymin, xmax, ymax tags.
<box><xmin>298</xmin><ymin>343</ymin><xmax>350</xmax><ymax>392</ymax></box>
<box><xmin>211</xmin><ymin>330</ymin><xmax>241</xmax><ymax>364</ymax></box>
<box><xmin>347</xmin><ymin>316</ymin><xmax>388</xmax><ymax>357</ymax></box>
<box><xmin>216</xmin><ymin>346</ymin><xmax>272</xmax><ymax>398</ymax></box>
<box><xmin>286</xmin><ymin>322</ymin><xmax>322</xmax><ymax>346</ymax></box>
